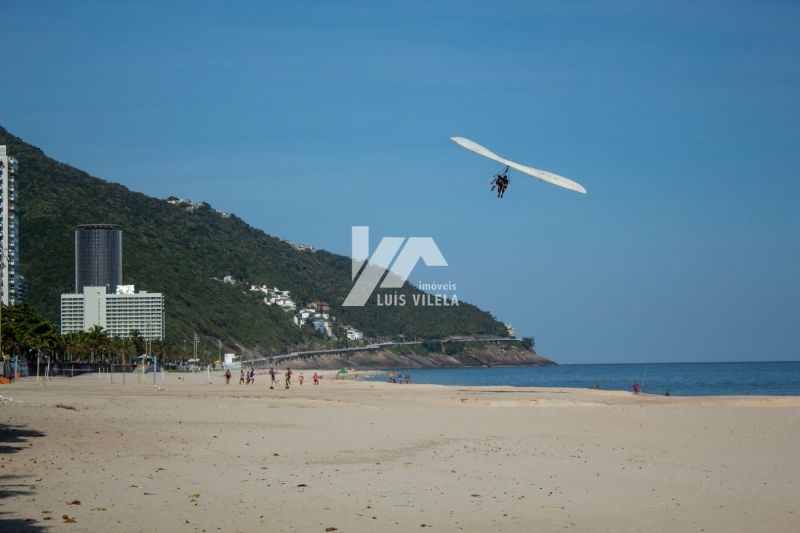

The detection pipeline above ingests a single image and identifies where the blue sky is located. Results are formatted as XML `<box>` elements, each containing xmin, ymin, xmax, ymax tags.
<box><xmin>3</xmin><ymin>1</ymin><xmax>799</xmax><ymax>363</ymax></box>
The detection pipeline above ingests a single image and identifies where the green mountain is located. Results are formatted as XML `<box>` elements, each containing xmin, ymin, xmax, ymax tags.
<box><xmin>0</xmin><ymin>125</ymin><xmax>509</xmax><ymax>355</ymax></box>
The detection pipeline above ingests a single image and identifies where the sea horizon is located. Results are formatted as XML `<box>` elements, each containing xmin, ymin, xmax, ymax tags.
<box><xmin>366</xmin><ymin>360</ymin><xmax>800</xmax><ymax>397</ymax></box>
<box><xmin>555</xmin><ymin>359</ymin><xmax>800</xmax><ymax>365</ymax></box>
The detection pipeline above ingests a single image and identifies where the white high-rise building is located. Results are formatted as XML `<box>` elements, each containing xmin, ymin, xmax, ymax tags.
<box><xmin>0</xmin><ymin>145</ymin><xmax>20</xmax><ymax>305</ymax></box>
<box><xmin>60</xmin><ymin>285</ymin><xmax>165</xmax><ymax>340</ymax></box>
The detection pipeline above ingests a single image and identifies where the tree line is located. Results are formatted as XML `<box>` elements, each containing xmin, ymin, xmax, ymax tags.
<box><xmin>2</xmin><ymin>304</ymin><xmax>175</xmax><ymax>363</ymax></box>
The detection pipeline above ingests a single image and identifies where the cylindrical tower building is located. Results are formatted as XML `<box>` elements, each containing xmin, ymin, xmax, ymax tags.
<box><xmin>75</xmin><ymin>224</ymin><xmax>122</xmax><ymax>293</ymax></box>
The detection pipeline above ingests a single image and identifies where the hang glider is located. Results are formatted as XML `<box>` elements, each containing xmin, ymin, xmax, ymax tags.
<box><xmin>450</xmin><ymin>136</ymin><xmax>587</xmax><ymax>196</ymax></box>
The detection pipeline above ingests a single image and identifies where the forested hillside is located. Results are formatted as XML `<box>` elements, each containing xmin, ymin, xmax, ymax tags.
<box><xmin>0</xmin><ymin>125</ymin><xmax>508</xmax><ymax>354</ymax></box>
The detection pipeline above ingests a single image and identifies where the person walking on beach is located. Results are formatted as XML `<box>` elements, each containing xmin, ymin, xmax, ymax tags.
<box><xmin>269</xmin><ymin>367</ymin><xmax>276</xmax><ymax>389</ymax></box>
<box><xmin>298</xmin><ymin>373</ymin><xmax>304</xmax><ymax>385</ymax></box>
<box><xmin>313</xmin><ymin>372</ymin><xmax>319</xmax><ymax>386</ymax></box>
<box><xmin>224</xmin><ymin>368</ymin><xmax>231</xmax><ymax>384</ymax></box>
<box><xmin>632</xmin><ymin>382</ymin><xmax>640</xmax><ymax>395</ymax></box>
<box><xmin>239</xmin><ymin>369</ymin><xmax>245</xmax><ymax>385</ymax></box>
<box><xmin>285</xmin><ymin>367</ymin><xmax>292</xmax><ymax>389</ymax></box>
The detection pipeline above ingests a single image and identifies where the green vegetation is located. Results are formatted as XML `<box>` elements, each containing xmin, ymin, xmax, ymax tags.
<box><xmin>1</xmin><ymin>304</ymin><xmax>61</xmax><ymax>358</ymax></box>
<box><xmin>386</xmin><ymin>339</ymin><xmax>530</xmax><ymax>358</ymax></box>
<box><xmin>2</xmin><ymin>304</ymin><xmax>169</xmax><ymax>362</ymax></box>
<box><xmin>521</xmin><ymin>336</ymin><xmax>535</xmax><ymax>351</ymax></box>
<box><xmin>0</xmin><ymin>125</ymin><xmax>510</xmax><ymax>356</ymax></box>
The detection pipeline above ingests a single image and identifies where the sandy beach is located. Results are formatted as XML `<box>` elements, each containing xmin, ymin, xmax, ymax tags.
<box><xmin>1</xmin><ymin>371</ymin><xmax>798</xmax><ymax>532</ymax></box>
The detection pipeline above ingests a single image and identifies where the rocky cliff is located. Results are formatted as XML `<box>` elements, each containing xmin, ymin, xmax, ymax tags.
<box><xmin>283</xmin><ymin>345</ymin><xmax>556</xmax><ymax>370</ymax></box>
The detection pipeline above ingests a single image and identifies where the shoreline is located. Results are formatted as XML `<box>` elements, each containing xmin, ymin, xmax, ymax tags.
<box><xmin>2</xmin><ymin>373</ymin><xmax>798</xmax><ymax>532</ymax></box>
<box><xmin>7</xmin><ymin>368</ymin><xmax>800</xmax><ymax>399</ymax></box>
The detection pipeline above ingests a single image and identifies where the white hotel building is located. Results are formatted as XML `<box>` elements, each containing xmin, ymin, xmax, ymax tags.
<box><xmin>61</xmin><ymin>285</ymin><xmax>165</xmax><ymax>340</ymax></box>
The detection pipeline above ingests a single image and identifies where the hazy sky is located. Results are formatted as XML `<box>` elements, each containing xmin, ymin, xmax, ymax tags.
<box><xmin>3</xmin><ymin>1</ymin><xmax>799</xmax><ymax>363</ymax></box>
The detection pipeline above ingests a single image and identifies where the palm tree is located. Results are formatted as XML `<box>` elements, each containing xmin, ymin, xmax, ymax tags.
<box><xmin>84</xmin><ymin>325</ymin><xmax>111</xmax><ymax>363</ymax></box>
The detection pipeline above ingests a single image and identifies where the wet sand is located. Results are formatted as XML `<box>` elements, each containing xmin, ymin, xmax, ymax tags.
<box><xmin>1</xmin><ymin>371</ymin><xmax>798</xmax><ymax>532</ymax></box>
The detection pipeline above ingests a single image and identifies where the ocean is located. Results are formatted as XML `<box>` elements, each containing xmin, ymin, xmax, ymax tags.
<box><xmin>366</xmin><ymin>361</ymin><xmax>800</xmax><ymax>396</ymax></box>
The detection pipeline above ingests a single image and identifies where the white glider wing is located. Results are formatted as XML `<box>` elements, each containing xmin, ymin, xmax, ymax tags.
<box><xmin>450</xmin><ymin>136</ymin><xmax>587</xmax><ymax>194</ymax></box>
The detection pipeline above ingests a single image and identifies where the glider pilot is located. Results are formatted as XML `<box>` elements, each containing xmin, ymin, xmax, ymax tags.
<box><xmin>491</xmin><ymin>168</ymin><xmax>510</xmax><ymax>198</ymax></box>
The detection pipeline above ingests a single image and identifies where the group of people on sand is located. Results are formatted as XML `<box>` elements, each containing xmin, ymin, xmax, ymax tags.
<box><xmin>222</xmin><ymin>367</ymin><xmax>255</xmax><ymax>385</ymax></box>
<box><xmin>388</xmin><ymin>372</ymin><xmax>411</xmax><ymax>384</ymax></box>
<box><xmin>264</xmin><ymin>367</ymin><xmax>320</xmax><ymax>389</ymax></box>
<box><xmin>221</xmin><ymin>366</ymin><xmax>323</xmax><ymax>389</ymax></box>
